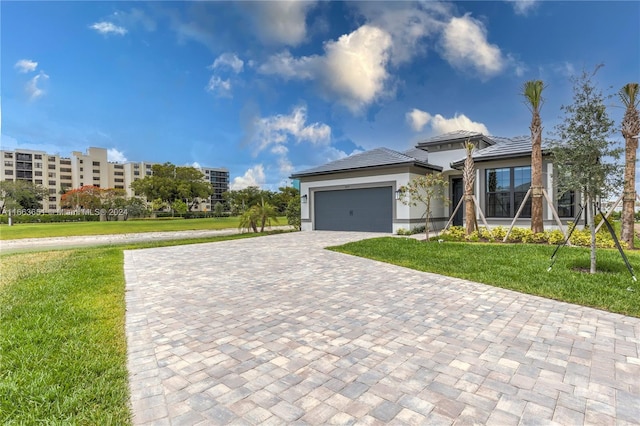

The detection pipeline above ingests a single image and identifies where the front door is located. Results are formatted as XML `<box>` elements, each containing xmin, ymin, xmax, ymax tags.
<box><xmin>452</xmin><ymin>178</ymin><xmax>463</xmax><ymax>227</ymax></box>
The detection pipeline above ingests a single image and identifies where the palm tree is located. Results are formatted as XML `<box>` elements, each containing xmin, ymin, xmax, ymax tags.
<box><xmin>523</xmin><ymin>80</ymin><xmax>545</xmax><ymax>234</ymax></box>
<box><xmin>463</xmin><ymin>140</ymin><xmax>477</xmax><ymax>235</ymax></box>
<box><xmin>620</xmin><ymin>82</ymin><xmax>640</xmax><ymax>249</ymax></box>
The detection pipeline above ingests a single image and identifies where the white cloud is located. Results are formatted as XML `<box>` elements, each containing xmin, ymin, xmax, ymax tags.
<box><xmin>253</xmin><ymin>105</ymin><xmax>331</xmax><ymax>154</ymax></box>
<box><xmin>211</xmin><ymin>53</ymin><xmax>244</xmax><ymax>74</ymax></box>
<box><xmin>406</xmin><ymin>108</ymin><xmax>432</xmax><ymax>132</ymax></box>
<box><xmin>230</xmin><ymin>165</ymin><xmax>266</xmax><ymax>190</ymax></box>
<box><xmin>507</xmin><ymin>0</ymin><xmax>539</xmax><ymax>16</ymax></box>
<box><xmin>15</xmin><ymin>59</ymin><xmax>38</xmax><ymax>73</ymax></box>
<box><xmin>353</xmin><ymin>2</ymin><xmax>449</xmax><ymax>66</ymax></box>
<box><xmin>191</xmin><ymin>161</ymin><xmax>201</xmax><ymax>169</ymax></box>
<box><xmin>440</xmin><ymin>14</ymin><xmax>505</xmax><ymax>78</ymax></box>
<box><xmin>90</xmin><ymin>21</ymin><xmax>128</xmax><ymax>36</ymax></box>
<box><xmin>107</xmin><ymin>148</ymin><xmax>127</xmax><ymax>163</ymax></box>
<box><xmin>26</xmin><ymin>71</ymin><xmax>49</xmax><ymax>100</ymax></box>
<box><xmin>251</xmin><ymin>1</ymin><xmax>317</xmax><ymax>46</ymax></box>
<box><xmin>259</xmin><ymin>25</ymin><xmax>392</xmax><ymax>112</ymax></box>
<box><xmin>406</xmin><ymin>109</ymin><xmax>489</xmax><ymax>135</ymax></box>
<box><xmin>205</xmin><ymin>76</ymin><xmax>232</xmax><ymax>97</ymax></box>
<box><xmin>258</xmin><ymin>50</ymin><xmax>317</xmax><ymax>80</ymax></box>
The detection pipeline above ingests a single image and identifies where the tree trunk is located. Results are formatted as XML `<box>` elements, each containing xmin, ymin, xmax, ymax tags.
<box><xmin>621</xmin><ymin>135</ymin><xmax>638</xmax><ymax>249</ymax></box>
<box><xmin>425</xmin><ymin>200</ymin><xmax>430</xmax><ymax>242</ymax></box>
<box><xmin>531</xmin><ymin>113</ymin><xmax>544</xmax><ymax>234</ymax></box>
<box><xmin>587</xmin><ymin>198</ymin><xmax>597</xmax><ymax>274</ymax></box>
<box><xmin>463</xmin><ymin>142</ymin><xmax>476</xmax><ymax>235</ymax></box>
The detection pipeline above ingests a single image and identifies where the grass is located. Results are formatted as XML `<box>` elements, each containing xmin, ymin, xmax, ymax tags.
<box><xmin>0</xmin><ymin>232</ymin><xmax>276</xmax><ymax>424</ymax></box>
<box><xmin>0</xmin><ymin>216</ymin><xmax>287</xmax><ymax>240</ymax></box>
<box><xmin>329</xmin><ymin>237</ymin><xmax>640</xmax><ymax>318</ymax></box>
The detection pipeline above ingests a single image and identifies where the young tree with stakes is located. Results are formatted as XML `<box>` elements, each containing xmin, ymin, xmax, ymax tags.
<box><xmin>620</xmin><ymin>83</ymin><xmax>640</xmax><ymax>249</ymax></box>
<box><xmin>551</xmin><ymin>66</ymin><xmax>622</xmax><ymax>273</ymax></box>
<box><xmin>398</xmin><ymin>172</ymin><xmax>449</xmax><ymax>241</ymax></box>
<box><xmin>523</xmin><ymin>80</ymin><xmax>546</xmax><ymax>234</ymax></box>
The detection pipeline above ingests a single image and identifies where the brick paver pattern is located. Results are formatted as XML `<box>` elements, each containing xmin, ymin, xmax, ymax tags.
<box><xmin>124</xmin><ymin>231</ymin><xmax>640</xmax><ymax>425</ymax></box>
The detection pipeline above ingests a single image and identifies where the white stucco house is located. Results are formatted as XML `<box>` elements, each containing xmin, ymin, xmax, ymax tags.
<box><xmin>290</xmin><ymin>130</ymin><xmax>576</xmax><ymax>233</ymax></box>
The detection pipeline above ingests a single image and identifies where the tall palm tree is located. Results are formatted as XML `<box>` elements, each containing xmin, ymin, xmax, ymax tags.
<box><xmin>463</xmin><ymin>140</ymin><xmax>477</xmax><ymax>235</ymax></box>
<box><xmin>620</xmin><ymin>82</ymin><xmax>640</xmax><ymax>249</ymax></box>
<box><xmin>523</xmin><ymin>80</ymin><xmax>545</xmax><ymax>234</ymax></box>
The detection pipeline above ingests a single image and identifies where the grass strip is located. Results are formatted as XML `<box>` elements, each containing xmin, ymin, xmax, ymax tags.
<box><xmin>329</xmin><ymin>237</ymin><xmax>640</xmax><ymax>317</ymax></box>
<box><xmin>0</xmin><ymin>216</ymin><xmax>287</xmax><ymax>240</ymax></box>
<box><xmin>0</xmin><ymin>231</ymin><xmax>275</xmax><ymax>424</ymax></box>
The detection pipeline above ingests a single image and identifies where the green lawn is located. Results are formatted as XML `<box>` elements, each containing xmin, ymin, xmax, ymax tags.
<box><xmin>0</xmin><ymin>216</ymin><xmax>287</xmax><ymax>240</ymax></box>
<box><xmin>329</xmin><ymin>237</ymin><xmax>640</xmax><ymax>317</ymax></box>
<box><xmin>0</xmin><ymin>232</ymin><xmax>272</xmax><ymax>424</ymax></box>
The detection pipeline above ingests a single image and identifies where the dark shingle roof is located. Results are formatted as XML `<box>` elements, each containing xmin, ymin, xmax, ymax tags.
<box><xmin>290</xmin><ymin>147</ymin><xmax>441</xmax><ymax>178</ymax></box>
<box><xmin>450</xmin><ymin>135</ymin><xmax>553</xmax><ymax>168</ymax></box>
<box><xmin>416</xmin><ymin>130</ymin><xmax>494</xmax><ymax>148</ymax></box>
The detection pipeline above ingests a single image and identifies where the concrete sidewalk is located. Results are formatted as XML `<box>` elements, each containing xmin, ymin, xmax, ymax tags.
<box><xmin>124</xmin><ymin>231</ymin><xmax>640</xmax><ymax>425</ymax></box>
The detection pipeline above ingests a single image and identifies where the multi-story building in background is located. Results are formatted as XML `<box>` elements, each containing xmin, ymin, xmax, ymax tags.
<box><xmin>0</xmin><ymin>147</ymin><xmax>229</xmax><ymax>213</ymax></box>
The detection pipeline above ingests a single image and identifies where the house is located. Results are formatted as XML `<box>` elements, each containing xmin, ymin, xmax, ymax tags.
<box><xmin>290</xmin><ymin>130</ymin><xmax>576</xmax><ymax>233</ymax></box>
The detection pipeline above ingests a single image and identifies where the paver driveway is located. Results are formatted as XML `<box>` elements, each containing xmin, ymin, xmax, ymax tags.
<box><xmin>124</xmin><ymin>231</ymin><xmax>640</xmax><ymax>425</ymax></box>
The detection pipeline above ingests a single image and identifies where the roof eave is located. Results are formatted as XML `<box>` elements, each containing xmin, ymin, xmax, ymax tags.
<box><xmin>290</xmin><ymin>160</ymin><xmax>442</xmax><ymax>179</ymax></box>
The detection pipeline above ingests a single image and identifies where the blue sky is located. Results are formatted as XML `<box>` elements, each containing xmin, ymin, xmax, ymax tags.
<box><xmin>2</xmin><ymin>1</ymin><xmax>639</xmax><ymax>190</ymax></box>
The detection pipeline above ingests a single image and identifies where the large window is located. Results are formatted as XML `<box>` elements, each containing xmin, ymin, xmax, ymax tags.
<box><xmin>486</xmin><ymin>166</ymin><xmax>531</xmax><ymax>218</ymax></box>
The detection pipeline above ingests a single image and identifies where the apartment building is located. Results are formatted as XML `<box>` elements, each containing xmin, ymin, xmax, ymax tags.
<box><xmin>1</xmin><ymin>147</ymin><xmax>229</xmax><ymax>213</ymax></box>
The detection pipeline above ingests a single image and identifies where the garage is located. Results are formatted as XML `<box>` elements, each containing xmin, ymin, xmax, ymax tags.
<box><xmin>314</xmin><ymin>187</ymin><xmax>393</xmax><ymax>232</ymax></box>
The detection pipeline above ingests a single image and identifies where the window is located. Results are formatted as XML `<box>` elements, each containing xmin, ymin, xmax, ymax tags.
<box><xmin>48</xmin><ymin>164</ymin><xmax>56</xmax><ymax>170</ymax></box>
<box><xmin>486</xmin><ymin>166</ymin><xmax>531</xmax><ymax>218</ymax></box>
<box><xmin>60</xmin><ymin>167</ymin><xmax>72</xmax><ymax>173</ymax></box>
<box><xmin>49</xmin><ymin>157</ymin><xmax>56</xmax><ymax>162</ymax></box>
<box><xmin>4</xmin><ymin>152</ymin><xmax>13</xmax><ymax>158</ymax></box>
<box><xmin>61</xmin><ymin>175</ymin><xmax>72</xmax><ymax>180</ymax></box>
<box><xmin>48</xmin><ymin>180</ymin><xmax>56</xmax><ymax>186</ymax></box>
<box><xmin>114</xmin><ymin>164</ymin><xmax>123</xmax><ymax>169</ymax></box>
<box><xmin>115</xmin><ymin>178</ymin><xmax>124</xmax><ymax>183</ymax></box>
<box><xmin>134</xmin><ymin>171</ymin><xmax>139</xmax><ymax>176</ymax></box>
<box><xmin>34</xmin><ymin>154</ymin><xmax>42</xmax><ymax>160</ymax></box>
<box><xmin>93</xmin><ymin>169</ymin><xmax>100</xmax><ymax>174</ymax></box>
<box><xmin>35</xmin><ymin>171</ymin><xmax>42</xmax><ymax>176</ymax></box>
<box><xmin>60</xmin><ymin>159</ymin><xmax>71</xmax><ymax>165</ymax></box>
<box><xmin>49</xmin><ymin>189</ymin><xmax>57</xmax><ymax>194</ymax></box>
<box><xmin>49</xmin><ymin>196</ymin><xmax>57</xmax><ymax>202</ymax></box>
<box><xmin>5</xmin><ymin>170</ymin><xmax>13</xmax><ymax>175</ymax></box>
<box><xmin>557</xmin><ymin>191</ymin><xmax>575</xmax><ymax>218</ymax></box>
<box><xmin>115</xmin><ymin>185</ymin><xmax>124</xmax><ymax>189</ymax></box>
<box><xmin>114</xmin><ymin>171</ymin><xmax>124</xmax><ymax>176</ymax></box>
<box><xmin>34</xmin><ymin>162</ymin><xmax>42</xmax><ymax>168</ymax></box>
<box><xmin>49</xmin><ymin>204</ymin><xmax>57</xmax><ymax>210</ymax></box>
<box><xmin>48</xmin><ymin>172</ymin><xmax>56</xmax><ymax>178</ymax></box>
<box><xmin>4</xmin><ymin>161</ymin><xmax>12</xmax><ymax>167</ymax></box>
<box><xmin>35</xmin><ymin>179</ymin><xmax>43</xmax><ymax>184</ymax></box>
<box><xmin>93</xmin><ymin>161</ymin><xmax>100</xmax><ymax>166</ymax></box>
<box><xmin>17</xmin><ymin>153</ymin><xmax>32</xmax><ymax>161</ymax></box>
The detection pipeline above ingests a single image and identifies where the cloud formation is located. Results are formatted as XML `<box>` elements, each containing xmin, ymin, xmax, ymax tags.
<box><xmin>440</xmin><ymin>14</ymin><xmax>505</xmax><ymax>78</ymax></box>
<box><xmin>252</xmin><ymin>105</ymin><xmax>331</xmax><ymax>154</ymax></box>
<box><xmin>90</xmin><ymin>21</ymin><xmax>128</xmax><ymax>35</ymax></box>
<box><xmin>206</xmin><ymin>76</ymin><xmax>232</xmax><ymax>97</ymax></box>
<box><xmin>107</xmin><ymin>148</ymin><xmax>127</xmax><ymax>163</ymax></box>
<box><xmin>26</xmin><ymin>72</ymin><xmax>49</xmax><ymax>100</ymax></box>
<box><xmin>250</xmin><ymin>1</ymin><xmax>317</xmax><ymax>46</ymax></box>
<box><xmin>260</xmin><ymin>25</ymin><xmax>392</xmax><ymax>112</ymax></box>
<box><xmin>406</xmin><ymin>109</ymin><xmax>489</xmax><ymax>135</ymax></box>
<box><xmin>15</xmin><ymin>59</ymin><xmax>38</xmax><ymax>73</ymax></box>
<box><xmin>230</xmin><ymin>164</ymin><xmax>266</xmax><ymax>190</ymax></box>
<box><xmin>506</xmin><ymin>0</ymin><xmax>538</xmax><ymax>16</ymax></box>
<box><xmin>211</xmin><ymin>53</ymin><xmax>244</xmax><ymax>74</ymax></box>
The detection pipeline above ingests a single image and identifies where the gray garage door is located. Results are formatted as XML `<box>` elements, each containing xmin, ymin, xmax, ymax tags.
<box><xmin>314</xmin><ymin>187</ymin><xmax>392</xmax><ymax>232</ymax></box>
